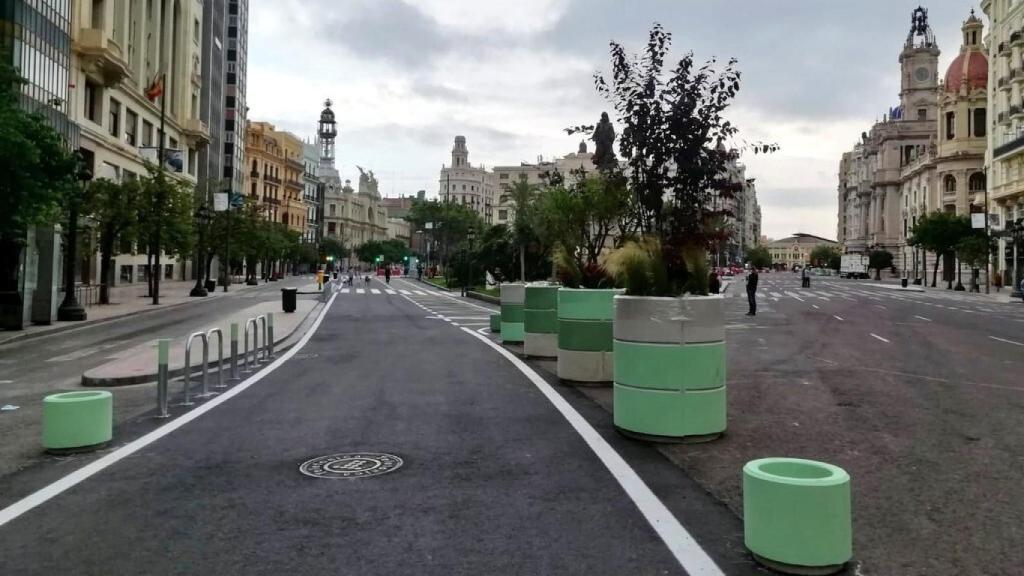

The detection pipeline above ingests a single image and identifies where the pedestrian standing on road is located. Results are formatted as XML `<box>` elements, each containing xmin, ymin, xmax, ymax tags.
<box><xmin>746</xmin><ymin>269</ymin><xmax>759</xmax><ymax>316</ymax></box>
<box><xmin>708</xmin><ymin>271</ymin><xmax>721</xmax><ymax>294</ymax></box>
<box><xmin>384</xmin><ymin>266</ymin><xmax>391</xmax><ymax>284</ymax></box>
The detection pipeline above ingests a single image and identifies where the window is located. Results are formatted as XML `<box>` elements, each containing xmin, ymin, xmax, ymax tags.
<box><xmin>944</xmin><ymin>174</ymin><xmax>957</xmax><ymax>194</ymax></box>
<box><xmin>250</xmin><ymin>182</ymin><xmax>256</xmax><ymax>196</ymax></box>
<box><xmin>91</xmin><ymin>0</ymin><xmax>104</xmax><ymax>29</ymax></box>
<box><xmin>330</xmin><ymin>204</ymin><xmax>336</xmax><ymax>216</ymax></box>
<box><xmin>164</xmin><ymin>264</ymin><xmax>173</xmax><ymax>279</ymax></box>
<box><xmin>328</xmin><ymin>222</ymin><xmax>336</xmax><ymax>235</ymax></box>
<box><xmin>499</xmin><ymin>173</ymin><xmax>509</xmax><ymax>180</ymax></box>
<box><xmin>973</xmin><ymin>108</ymin><xmax>986</xmax><ymax>137</ymax></box>
<box><xmin>136</xmin><ymin>264</ymin><xmax>148</xmax><ymax>281</ymax></box>
<box><xmin>193</xmin><ymin>18</ymin><xmax>199</xmax><ymax>43</ymax></box>
<box><xmin>917</xmin><ymin>108</ymin><xmax>927</xmax><ymax>121</ymax></box>
<box><xmin>498</xmin><ymin>209</ymin><xmax>508</xmax><ymax>220</ymax></box>
<box><xmin>120</xmin><ymin>265</ymin><xmax>132</xmax><ymax>283</ymax></box>
<box><xmin>188</xmin><ymin>148</ymin><xmax>196</xmax><ymax>176</ymax></box>
<box><xmin>124</xmin><ymin>108</ymin><xmax>138</xmax><ymax>146</ymax></box>
<box><xmin>169</xmin><ymin>137</ymin><xmax>178</xmax><ymax>150</ymax></box>
<box><xmin>969</xmin><ymin>172</ymin><xmax>985</xmax><ymax>192</ymax></box>
<box><xmin>108</xmin><ymin>99</ymin><xmax>121</xmax><ymax>137</ymax></box>
<box><xmin>945</xmin><ymin>111</ymin><xmax>955</xmax><ymax>139</ymax></box>
<box><xmin>142</xmin><ymin>120</ymin><xmax>153</xmax><ymax>146</ymax></box>
<box><xmin>85</xmin><ymin>79</ymin><xmax>102</xmax><ymax>123</ymax></box>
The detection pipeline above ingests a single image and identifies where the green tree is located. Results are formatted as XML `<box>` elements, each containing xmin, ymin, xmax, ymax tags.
<box><xmin>320</xmin><ymin>236</ymin><xmax>349</xmax><ymax>268</ymax></box>
<box><xmin>354</xmin><ymin>238</ymin><xmax>410</xmax><ymax>266</ymax></box>
<box><xmin>0</xmin><ymin>56</ymin><xmax>78</xmax><ymax>326</ymax></box>
<box><xmin>956</xmin><ymin>232</ymin><xmax>991</xmax><ymax>292</ymax></box>
<box><xmin>506</xmin><ymin>179</ymin><xmax>541</xmax><ymax>281</ymax></box>
<box><xmin>745</xmin><ymin>245</ymin><xmax>772</xmax><ymax>269</ymax></box>
<box><xmin>474</xmin><ymin>224</ymin><xmax>516</xmax><ymax>284</ymax></box>
<box><xmin>406</xmin><ymin>199</ymin><xmax>482</xmax><ymax>277</ymax></box>
<box><xmin>84</xmin><ymin>178</ymin><xmax>142</xmax><ymax>303</ymax></box>
<box><xmin>809</xmin><ymin>245</ymin><xmax>842</xmax><ymax>270</ymax></box>
<box><xmin>909</xmin><ymin>211</ymin><xmax>971</xmax><ymax>288</ymax></box>
<box><xmin>572</xmin><ymin>23</ymin><xmax>775</xmax><ymax>296</ymax></box>
<box><xmin>867</xmin><ymin>249</ymin><xmax>894</xmax><ymax>281</ymax></box>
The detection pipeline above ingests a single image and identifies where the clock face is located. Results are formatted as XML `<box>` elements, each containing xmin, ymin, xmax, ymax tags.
<box><xmin>914</xmin><ymin>67</ymin><xmax>930</xmax><ymax>82</ymax></box>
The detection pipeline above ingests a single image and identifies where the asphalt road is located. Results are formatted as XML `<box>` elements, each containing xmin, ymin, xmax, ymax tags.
<box><xmin>666</xmin><ymin>273</ymin><xmax>1024</xmax><ymax>576</ymax></box>
<box><xmin>0</xmin><ymin>279</ymin><xmax>319</xmax><ymax>400</ymax></box>
<box><xmin>0</xmin><ymin>277</ymin><xmax>757</xmax><ymax>576</ymax></box>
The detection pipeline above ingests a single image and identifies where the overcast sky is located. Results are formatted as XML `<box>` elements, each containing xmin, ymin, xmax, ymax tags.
<box><xmin>248</xmin><ymin>0</ymin><xmax>982</xmax><ymax>241</ymax></box>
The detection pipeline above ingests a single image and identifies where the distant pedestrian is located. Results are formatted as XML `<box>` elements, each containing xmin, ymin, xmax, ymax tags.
<box><xmin>708</xmin><ymin>271</ymin><xmax>721</xmax><ymax>295</ymax></box>
<box><xmin>746</xmin><ymin>269</ymin><xmax>759</xmax><ymax>316</ymax></box>
<box><xmin>384</xmin><ymin>266</ymin><xmax>391</xmax><ymax>284</ymax></box>
<box><xmin>994</xmin><ymin>274</ymin><xmax>1003</xmax><ymax>292</ymax></box>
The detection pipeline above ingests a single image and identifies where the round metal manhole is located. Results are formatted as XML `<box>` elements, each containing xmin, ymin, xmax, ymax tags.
<box><xmin>299</xmin><ymin>452</ymin><xmax>403</xmax><ymax>479</ymax></box>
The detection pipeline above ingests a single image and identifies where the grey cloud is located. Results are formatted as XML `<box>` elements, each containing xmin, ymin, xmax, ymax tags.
<box><xmin>317</xmin><ymin>0</ymin><xmax>451</xmax><ymax>68</ymax></box>
<box><xmin>409</xmin><ymin>79</ymin><xmax>470</xmax><ymax>103</ymax></box>
<box><xmin>757</xmin><ymin>187</ymin><xmax>836</xmax><ymax>210</ymax></box>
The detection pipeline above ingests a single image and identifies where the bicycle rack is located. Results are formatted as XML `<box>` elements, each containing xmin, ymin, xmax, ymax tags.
<box><xmin>229</xmin><ymin>322</ymin><xmax>240</xmax><ymax>381</ymax></box>
<box><xmin>207</xmin><ymin>327</ymin><xmax>226</xmax><ymax>389</ymax></box>
<box><xmin>242</xmin><ymin>316</ymin><xmax>263</xmax><ymax>373</ymax></box>
<box><xmin>181</xmin><ymin>331</ymin><xmax>209</xmax><ymax>405</ymax></box>
<box><xmin>257</xmin><ymin>315</ymin><xmax>268</xmax><ymax>362</ymax></box>
<box><xmin>266</xmin><ymin>313</ymin><xmax>275</xmax><ymax>360</ymax></box>
<box><xmin>156</xmin><ymin>339</ymin><xmax>171</xmax><ymax>418</ymax></box>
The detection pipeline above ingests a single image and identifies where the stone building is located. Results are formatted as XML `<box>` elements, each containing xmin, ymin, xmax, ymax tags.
<box><xmin>439</xmin><ymin>135</ymin><xmax>497</xmax><ymax>225</ymax></box>
<box><xmin>767</xmin><ymin>234</ymin><xmax>839</xmax><ymax>271</ymax></box>
<box><xmin>302</xmin><ymin>141</ymin><xmax>323</xmax><ymax>245</ymax></box>
<box><xmin>982</xmin><ymin>0</ymin><xmax>1024</xmax><ymax>290</ymax></box>
<box><xmin>491</xmin><ymin>141</ymin><xmax>595</xmax><ymax>226</ymax></box>
<box><xmin>838</xmin><ymin>7</ymin><xmax>942</xmax><ymax>264</ymax></box>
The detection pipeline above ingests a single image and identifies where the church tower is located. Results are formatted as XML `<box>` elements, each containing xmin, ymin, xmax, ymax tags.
<box><xmin>899</xmin><ymin>6</ymin><xmax>940</xmax><ymax>122</ymax></box>
<box><xmin>452</xmin><ymin>135</ymin><xmax>468</xmax><ymax>168</ymax></box>
<box><xmin>318</xmin><ymin>99</ymin><xmax>338</xmax><ymax>167</ymax></box>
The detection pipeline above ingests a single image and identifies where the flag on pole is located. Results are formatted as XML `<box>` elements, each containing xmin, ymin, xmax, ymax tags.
<box><xmin>145</xmin><ymin>74</ymin><xmax>164</xmax><ymax>102</ymax></box>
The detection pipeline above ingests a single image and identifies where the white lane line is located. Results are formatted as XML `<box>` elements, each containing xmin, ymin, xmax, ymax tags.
<box><xmin>770</xmin><ymin>292</ymin><xmax>783</xmax><ymax>298</ymax></box>
<box><xmin>341</xmin><ymin>288</ymin><xmax>350</xmax><ymax>294</ymax></box>
<box><xmin>356</xmin><ymin>288</ymin><xmax>365</xmax><ymax>294</ymax></box>
<box><xmin>870</xmin><ymin>333</ymin><xmax>890</xmax><ymax>343</ymax></box>
<box><xmin>460</xmin><ymin>327</ymin><xmax>725</xmax><ymax>576</ymax></box>
<box><xmin>476</xmin><ymin>327</ymin><xmax>490</xmax><ymax>334</ymax></box>
<box><xmin>370</xmin><ymin>288</ymin><xmax>381</xmax><ymax>295</ymax></box>
<box><xmin>399</xmin><ymin>289</ymin><xmax>411</xmax><ymax>295</ymax></box>
<box><xmin>914</xmin><ymin>315</ymin><xmax>932</xmax><ymax>322</ymax></box>
<box><xmin>0</xmin><ymin>292</ymin><xmax>339</xmax><ymax>529</ymax></box>
<box><xmin>990</xmin><ymin>336</ymin><xmax>1024</xmax><ymax>346</ymax></box>
<box><xmin>785</xmin><ymin>291</ymin><xmax>805</xmax><ymax>302</ymax></box>
<box><xmin>413</xmin><ymin>290</ymin><xmax>426</xmax><ymax>295</ymax></box>
<box><xmin>833</xmin><ymin>315</ymin><xmax>844</xmax><ymax>321</ymax></box>
<box><xmin>812</xmin><ymin>304</ymin><xmax>820</xmax><ymax>310</ymax></box>
<box><xmin>386</xmin><ymin>289</ymin><xmax>396</xmax><ymax>295</ymax></box>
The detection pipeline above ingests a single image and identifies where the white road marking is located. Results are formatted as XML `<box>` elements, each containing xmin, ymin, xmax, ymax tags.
<box><xmin>476</xmin><ymin>327</ymin><xmax>490</xmax><ymax>334</ymax></box>
<box><xmin>356</xmin><ymin>288</ymin><xmax>365</xmax><ymax>294</ymax></box>
<box><xmin>0</xmin><ymin>292</ymin><xmax>339</xmax><ymax>529</ymax></box>
<box><xmin>461</xmin><ymin>327</ymin><xmax>725</xmax><ymax>576</ymax></box>
<box><xmin>874</xmin><ymin>304</ymin><xmax>887</xmax><ymax>310</ymax></box>
<box><xmin>785</xmin><ymin>291</ymin><xmax>805</xmax><ymax>302</ymax></box>
<box><xmin>914</xmin><ymin>315</ymin><xmax>932</xmax><ymax>322</ymax></box>
<box><xmin>990</xmin><ymin>336</ymin><xmax>1024</xmax><ymax>346</ymax></box>
<box><xmin>399</xmin><ymin>289</ymin><xmax>411</xmax><ymax>295</ymax></box>
<box><xmin>413</xmin><ymin>290</ymin><xmax>426</xmax><ymax>295</ymax></box>
<box><xmin>812</xmin><ymin>305</ymin><xmax>820</xmax><ymax>309</ymax></box>
<box><xmin>386</xmin><ymin>289</ymin><xmax>396</xmax><ymax>294</ymax></box>
<box><xmin>870</xmin><ymin>333</ymin><xmax>890</xmax><ymax>343</ymax></box>
<box><xmin>770</xmin><ymin>292</ymin><xmax>783</xmax><ymax>298</ymax></box>
<box><xmin>370</xmin><ymin>289</ymin><xmax>381</xmax><ymax>294</ymax></box>
<box><xmin>341</xmin><ymin>288</ymin><xmax>350</xmax><ymax>294</ymax></box>
<box><xmin>833</xmin><ymin>315</ymin><xmax>844</xmax><ymax>321</ymax></box>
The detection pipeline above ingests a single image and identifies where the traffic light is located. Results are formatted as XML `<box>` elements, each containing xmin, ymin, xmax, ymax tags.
<box><xmin>403</xmin><ymin>255</ymin><xmax>409</xmax><ymax>262</ymax></box>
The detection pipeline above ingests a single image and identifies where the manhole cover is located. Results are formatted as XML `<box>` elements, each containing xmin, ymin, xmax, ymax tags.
<box><xmin>299</xmin><ymin>452</ymin><xmax>403</xmax><ymax>479</ymax></box>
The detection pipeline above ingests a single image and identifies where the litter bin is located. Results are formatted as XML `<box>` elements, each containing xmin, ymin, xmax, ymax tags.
<box><xmin>205</xmin><ymin>280</ymin><xmax>217</xmax><ymax>292</ymax></box>
<box><xmin>281</xmin><ymin>287</ymin><xmax>297</xmax><ymax>313</ymax></box>
<box><xmin>901</xmin><ymin>278</ymin><xmax>908</xmax><ymax>288</ymax></box>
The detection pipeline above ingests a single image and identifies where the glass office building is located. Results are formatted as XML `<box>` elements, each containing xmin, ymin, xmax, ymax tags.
<box><xmin>0</xmin><ymin>0</ymin><xmax>79</xmax><ymax>147</ymax></box>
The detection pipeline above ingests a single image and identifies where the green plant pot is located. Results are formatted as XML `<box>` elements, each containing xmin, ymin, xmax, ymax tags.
<box><xmin>524</xmin><ymin>283</ymin><xmax>559</xmax><ymax>358</ymax></box>
<box><xmin>743</xmin><ymin>458</ymin><xmax>852</xmax><ymax>574</ymax></box>
<box><xmin>489</xmin><ymin>313</ymin><xmax>501</xmax><ymax>333</ymax></box>
<box><xmin>556</xmin><ymin>288</ymin><xmax>624</xmax><ymax>383</ymax></box>
<box><xmin>42</xmin><ymin>390</ymin><xmax>113</xmax><ymax>453</ymax></box>
<box><xmin>612</xmin><ymin>295</ymin><xmax>726</xmax><ymax>441</ymax></box>
<box><xmin>500</xmin><ymin>283</ymin><xmax>525</xmax><ymax>343</ymax></box>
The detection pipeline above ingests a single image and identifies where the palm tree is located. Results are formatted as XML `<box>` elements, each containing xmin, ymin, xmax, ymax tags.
<box><xmin>507</xmin><ymin>179</ymin><xmax>540</xmax><ymax>281</ymax></box>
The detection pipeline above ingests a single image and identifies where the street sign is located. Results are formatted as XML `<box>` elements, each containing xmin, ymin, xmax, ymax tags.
<box><xmin>230</xmin><ymin>192</ymin><xmax>245</xmax><ymax>208</ymax></box>
<box><xmin>972</xmin><ymin>213</ymin><xmax>985</xmax><ymax>229</ymax></box>
<box><xmin>213</xmin><ymin>192</ymin><xmax>229</xmax><ymax>212</ymax></box>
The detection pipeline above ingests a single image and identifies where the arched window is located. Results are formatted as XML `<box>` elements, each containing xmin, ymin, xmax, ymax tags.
<box><xmin>944</xmin><ymin>174</ymin><xmax>957</xmax><ymax>193</ymax></box>
<box><xmin>969</xmin><ymin>172</ymin><xmax>985</xmax><ymax>192</ymax></box>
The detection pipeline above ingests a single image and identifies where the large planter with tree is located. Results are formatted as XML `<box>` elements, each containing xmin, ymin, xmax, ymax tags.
<box><xmin>499</xmin><ymin>283</ymin><xmax>525</xmax><ymax>344</ymax></box>
<box><xmin>524</xmin><ymin>283</ymin><xmax>559</xmax><ymax>357</ymax></box>
<box><xmin>556</xmin><ymin>287</ymin><xmax>623</xmax><ymax>383</ymax></box>
<box><xmin>613</xmin><ymin>294</ymin><xmax>726</xmax><ymax>440</ymax></box>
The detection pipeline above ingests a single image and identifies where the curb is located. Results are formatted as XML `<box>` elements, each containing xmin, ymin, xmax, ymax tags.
<box><xmin>80</xmin><ymin>301</ymin><xmax>323</xmax><ymax>387</ymax></box>
<box><xmin>417</xmin><ymin>278</ymin><xmax>453</xmax><ymax>292</ymax></box>
<box><xmin>467</xmin><ymin>291</ymin><xmax>500</xmax><ymax>305</ymax></box>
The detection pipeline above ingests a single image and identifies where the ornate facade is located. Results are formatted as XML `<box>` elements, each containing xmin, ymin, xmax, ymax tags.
<box><xmin>439</xmin><ymin>136</ymin><xmax>497</xmax><ymax>224</ymax></box>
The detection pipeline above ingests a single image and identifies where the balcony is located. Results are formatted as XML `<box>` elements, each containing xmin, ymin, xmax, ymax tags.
<box><xmin>994</xmin><ymin>131</ymin><xmax>1024</xmax><ymax>159</ymax></box>
<box><xmin>999</xmin><ymin>111</ymin><xmax>1011</xmax><ymax>125</ymax></box>
<box><xmin>250</xmin><ymin>169</ymin><xmax>259</xmax><ymax>178</ymax></box>
<box><xmin>999</xmin><ymin>41</ymin><xmax>1009</xmax><ymax>55</ymax></box>
<box><xmin>73</xmin><ymin>28</ymin><xmax>130</xmax><ymax>86</ymax></box>
<box><xmin>286</xmin><ymin>158</ymin><xmax>304</xmax><ymax>170</ymax></box>
<box><xmin>999</xmin><ymin>77</ymin><xmax>1011</xmax><ymax>91</ymax></box>
<box><xmin>264</xmin><ymin>175</ymin><xmax>282</xmax><ymax>184</ymax></box>
<box><xmin>285</xmin><ymin>178</ymin><xmax>303</xmax><ymax>190</ymax></box>
<box><xmin>1013</xmin><ymin>105</ymin><xmax>1024</xmax><ymax>119</ymax></box>
<box><xmin>262</xmin><ymin>197</ymin><xmax>281</xmax><ymax>206</ymax></box>
<box><xmin>182</xmin><ymin>118</ymin><xmax>210</xmax><ymax>146</ymax></box>
<box><xmin>1013</xmin><ymin>31</ymin><xmax>1024</xmax><ymax>46</ymax></box>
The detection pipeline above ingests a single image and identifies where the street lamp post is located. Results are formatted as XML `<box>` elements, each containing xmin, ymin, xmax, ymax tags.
<box><xmin>462</xmin><ymin>228</ymin><xmax>475</xmax><ymax>297</ymax></box>
<box><xmin>57</xmin><ymin>155</ymin><xmax>93</xmax><ymax>321</ymax></box>
<box><xmin>190</xmin><ymin>205</ymin><xmax>212</xmax><ymax>297</ymax></box>
<box><xmin>1011</xmin><ymin>217</ymin><xmax>1024</xmax><ymax>298</ymax></box>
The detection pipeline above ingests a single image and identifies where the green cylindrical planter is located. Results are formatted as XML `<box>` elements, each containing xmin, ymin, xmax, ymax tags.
<box><xmin>524</xmin><ymin>283</ymin><xmax>559</xmax><ymax>358</ymax></box>
<box><xmin>500</xmin><ymin>283</ymin><xmax>525</xmax><ymax>344</ymax></box>
<box><xmin>556</xmin><ymin>288</ymin><xmax>623</xmax><ymax>383</ymax></box>
<box><xmin>613</xmin><ymin>295</ymin><xmax>726</xmax><ymax>441</ymax></box>
<box><xmin>743</xmin><ymin>458</ymin><xmax>852</xmax><ymax>574</ymax></box>
<box><xmin>490</xmin><ymin>313</ymin><xmax>501</xmax><ymax>333</ymax></box>
<box><xmin>42</xmin><ymin>390</ymin><xmax>113</xmax><ymax>453</ymax></box>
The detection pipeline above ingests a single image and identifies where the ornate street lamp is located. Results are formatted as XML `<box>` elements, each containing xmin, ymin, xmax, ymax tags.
<box><xmin>190</xmin><ymin>205</ymin><xmax>212</xmax><ymax>297</ymax></box>
<box><xmin>462</xmin><ymin>228</ymin><xmax>476</xmax><ymax>297</ymax></box>
<box><xmin>57</xmin><ymin>152</ymin><xmax>93</xmax><ymax>321</ymax></box>
<box><xmin>1011</xmin><ymin>217</ymin><xmax>1024</xmax><ymax>298</ymax></box>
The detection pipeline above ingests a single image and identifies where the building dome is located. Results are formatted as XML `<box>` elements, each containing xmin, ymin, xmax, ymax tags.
<box><xmin>944</xmin><ymin>51</ymin><xmax>987</xmax><ymax>93</ymax></box>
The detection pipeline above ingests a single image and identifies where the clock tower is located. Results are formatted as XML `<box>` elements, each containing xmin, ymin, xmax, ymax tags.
<box><xmin>899</xmin><ymin>6</ymin><xmax>940</xmax><ymax>122</ymax></box>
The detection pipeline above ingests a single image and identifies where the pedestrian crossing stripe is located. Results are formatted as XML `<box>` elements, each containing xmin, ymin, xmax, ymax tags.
<box><xmin>413</xmin><ymin>290</ymin><xmax>426</xmax><ymax>295</ymax></box>
<box><xmin>386</xmin><ymin>289</ymin><xmax>396</xmax><ymax>294</ymax></box>
<box><xmin>371</xmin><ymin>289</ymin><xmax>381</xmax><ymax>294</ymax></box>
<box><xmin>356</xmin><ymin>288</ymin><xmax>365</xmax><ymax>294</ymax></box>
<box><xmin>341</xmin><ymin>288</ymin><xmax>350</xmax><ymax>294</ymax></box>
<box><xmin>400</xmin><ymin>290</ymin><xmax>411</xmax><ymax>295</ymax></box>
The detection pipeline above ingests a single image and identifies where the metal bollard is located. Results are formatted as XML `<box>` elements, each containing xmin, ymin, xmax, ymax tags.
<box><xmin>182</xmin><ymin>332</ymin><xmax>209</xmax><ymax>405</ymax></box>
<box><xmin>156</xmin><ymin>339</ymin><xmax>171</xmax><ymax>418</ymax></box>
<box><xmin>243</xmin><ymin>317</ymin><xmax>258</xmax><ymax>372</ymax></box>
<box><xmin>207</xmin><ymin>327</ymin><xmax>226</xmax><ymax>389</ymax></box>
<box><xmin>229</xmin><ymin>322</ymin><xmax>239</xmax><ymax>381</ymax></box>
<box><xmin>257</xmin><ymin>315</ymin><xmax>268</xmax><ymax>361</ymax></box>
<box><xmin>267</xmin><ymin>313</ymin><xmax>275</xmax><ymax>359</ymax></box>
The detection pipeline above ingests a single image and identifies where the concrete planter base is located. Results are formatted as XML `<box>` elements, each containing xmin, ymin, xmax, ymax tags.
<box><xmin>524</xmin><ymin>332</ymin><xmax>557</xmax><ymax>358</ymax></box>
<box><xmin>489</xmin><ymin>313</ymin><xmax>501</xmax><ymax>333</ymax></box>
<box><xmin>613</xmin><ymin>294</ymin><xmax>726</xmax><ymax>441</ymax></box>
<box><xmin>500</xmin><ymin>283</ymin><xmax>525</xmax><ymax>344</ymax></box>
<box><xmin>556</xmin><ymin>348</ymin><xmax>614</xmax><ymax>383</ymax></box>
<box><xmin>743</xmin><ymin>458</ymin><xmax>852</xmax><ymax>574</ymax></box>
<box><xmin>42</xmin><ymin>390</ymin><xmax>113</xmax><ymax>453</ymax></box>
<box><xmin>556</xmin><ymin>288</ymin><xmax>622</xmax><ymax>383</ymax></box>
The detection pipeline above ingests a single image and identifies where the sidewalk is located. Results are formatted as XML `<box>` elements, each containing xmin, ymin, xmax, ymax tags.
<box><xmin>81</xmin><ymin>298</ymin><xmax>318</xmax><ymax>386</ymax></box>
<box><xmin>867</xmin><ymin>276</ymin><xmax>1020</xmax><ymax>303</ymax></box>
<box><xmin>0</xmin><ymin>279</ymin><xmax>265</xmax><ymax>346</ymax></box>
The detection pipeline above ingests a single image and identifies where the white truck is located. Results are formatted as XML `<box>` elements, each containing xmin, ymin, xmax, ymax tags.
<box><xmin>840</xmin><ymin>254</ymin><xmax>870</xmax><ymax>279</ymax></box>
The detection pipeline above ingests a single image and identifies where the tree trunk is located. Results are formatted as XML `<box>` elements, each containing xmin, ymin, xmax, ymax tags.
<box><xmin>519</xmin><ymin>244</ymin><xmax>526</xmax><ymax>282</ymax></box>
<box><xmin>931</xmin><ymin>253</ymin><xmax>939</xmax><ymax>288</ymax></box>
<box><xmin>146</xmin><ymin>252</ymin><xmax>154</xmax><ymax>297</ymax></box>
<box><xmin>99</xmin><ymin>225</ymin><xmax>114</xmax><ymax>304</ymax></box>
<box><xmin>204</xmin><ymin>250</ymin><xmax>215</xmax><ymax>283</ymax></box>
<box><xmin>0</xmin><ymin>236</ymin><xmax>25</xmax><ymax>330</ymax></box>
